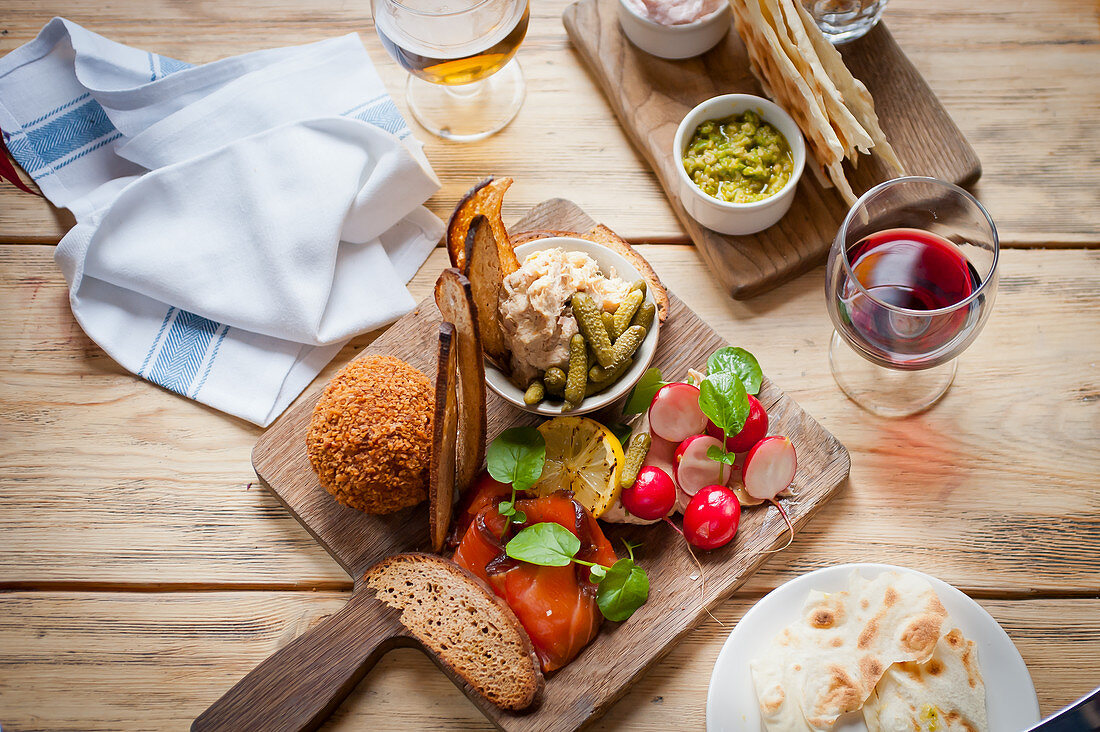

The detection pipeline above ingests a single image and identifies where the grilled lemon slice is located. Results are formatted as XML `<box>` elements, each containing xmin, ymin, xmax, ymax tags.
<box><xmin>531</xmin><ymin>417</ymin><xmax>624</xmax><ymax>518</ymax></box>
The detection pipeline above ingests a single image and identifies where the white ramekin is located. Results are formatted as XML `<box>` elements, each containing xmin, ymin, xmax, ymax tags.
<box><xmin>484</xmin><ymin>237</ymin><xmax>660</xmax><ymax>417</ymax></box>
<box><xmin>617</xmin><ymin>0</ymin><xmax>732</xmax><ymax>60</ymax></box>
<box><xmin>673</xmin><ymin>94</ymin><xmax>806</xmax><ymax>236</ymax></box>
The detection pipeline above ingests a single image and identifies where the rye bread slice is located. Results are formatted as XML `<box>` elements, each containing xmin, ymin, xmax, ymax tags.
<box><xmin>364</xmin><ymin>553</ymin><xmax>543</xmax><ymax>711</ymax></box>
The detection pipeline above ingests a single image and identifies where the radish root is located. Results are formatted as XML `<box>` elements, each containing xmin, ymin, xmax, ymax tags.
<box><xmin>758</xmin><ymin>498</ymin><xmax>794</xmax><ymax>554</ymax></box>
<box><xmin>664</xmin><ymin>517</ymin><xmax>723</xmax><ymax>627</ymax></box>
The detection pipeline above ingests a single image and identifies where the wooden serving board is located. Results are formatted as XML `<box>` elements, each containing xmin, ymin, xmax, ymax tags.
<box><xmin>202</xmin><ymin>200</ymin><xmax>850</xmax><ymax>732</ymax></box>
<box><xmin>562</xmin><ymin>0</ymin><xmax>981</xmax><ymax>300</ymax></box>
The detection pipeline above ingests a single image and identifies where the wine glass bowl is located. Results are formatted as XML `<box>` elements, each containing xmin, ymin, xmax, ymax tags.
<box><xmin>371</xmin><ymin>0</ymin><xmax>529</xmax><ymax>141</ymax></box>
<box><xmin>825</xmin><ymin>177</ymin><xmax>999</xmax><ymax>416</ymax></box>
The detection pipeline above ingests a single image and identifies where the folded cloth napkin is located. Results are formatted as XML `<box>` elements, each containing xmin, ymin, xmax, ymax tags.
<box><xmin>0</xmin><ymin>18</ymin><xmax>444</xmax><ymax>426</ymax></box>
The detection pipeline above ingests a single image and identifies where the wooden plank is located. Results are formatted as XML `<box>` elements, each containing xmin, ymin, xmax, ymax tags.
<box><xmin>248</xmin><ymin>198</ymin><xmax>849</xmax><ymax>731</ymax></box>
<box><xmin>2</xmin><ymin>244</ymin><xmax>1099</xmax><ymax>593</ymax></box>
<box><xmin>0</xmin><ymin>591</ymin><xmax>1097</xmax><ymax>730</ymax></box>
<box><xmin>563</xmin><ymin>0</ymin><xmax>979</xmax><ymax>299</ymax></box>
<box><xmin>0</xmin><ymin>0</ymin><xmax>1097</xmax><ymax>245</ymax></box>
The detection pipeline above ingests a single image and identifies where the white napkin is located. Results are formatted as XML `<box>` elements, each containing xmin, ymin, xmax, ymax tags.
<box><xmin>0</xmin><ymin>18</ymin><xmax>444</xmax><ymax>426</ymax></box>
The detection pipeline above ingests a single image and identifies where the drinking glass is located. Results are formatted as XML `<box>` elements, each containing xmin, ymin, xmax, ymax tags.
<box><xmin>824</xmin><ymin>177</ymin><xmax>999</xmax><ymax>417</ymax></box>
<box><xmin>371</xmin><ymin>0</ymin><xmax>529</xmax><ymax>141</ymax></box>
<box><xmin>801</xmin><ymin>0</ymin><xmax>888</xmax><ymax>44</ymax></box>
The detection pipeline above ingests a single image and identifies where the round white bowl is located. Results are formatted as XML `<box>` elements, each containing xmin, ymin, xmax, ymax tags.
<box><xmin>485</xmin><ymin>237</ymin><xmax>661</xmax><ymax>417</ymax></box>
<box><xmin>673</xmin><ymin>94</ymin><xmax>806</xmax><ymax>235</ymax></box>
<box><xmin>617</xmin><ymin>0</ymin><xmax>731</xmax><ymax>60</ymax></box>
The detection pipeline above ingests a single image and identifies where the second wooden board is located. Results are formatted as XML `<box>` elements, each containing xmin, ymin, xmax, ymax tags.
<box><xmin>229</xmin><ymin>200</ymin><xmax>851</xmax><ymax>731</ymax></box>
<box><xmin>563</xmin><ymin>0</ymin><xmax>981</xmax><ymax>300</ymax></box>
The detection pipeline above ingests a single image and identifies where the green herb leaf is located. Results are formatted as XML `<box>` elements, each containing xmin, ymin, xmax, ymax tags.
<box><xmin>588</xmin><ymin>565</ymin><xmax>608</xmax><ymax>583</ymax></box>
<box><xmin>487</xmin><ymin>427</ymin><xmax>546</xmax><ymax>492</ymax></box>
<box><xmin>505</xmin><ymin>522</ymin><xmax>580</xmax><ymax>567</ymax></box>
<box><xmin>511</xmin><ymin>509</ymin><xmax>527</xmax><ymax>524</ymax></box>
<box><xmin>498</xmin><ymin>500</ymin><xmax>515</xmax><ymax>517</ymax></box>
<box><xmin>596</xmin><ymin>559</ymin><xmax>650</xmax><ymax>622</ymax></box>
<box><xmin>623</xmin><ymin>367</ymin><xmax>666</xmax><ymax>415</ymax></box>
<box><xmin>707</xmin><ymin>347</ymin><xmax>763</xmax><ymax>395</ymax></box>
<box><xmin>699</xmin><ymin>371</ymin><xmax>750</xmax><ymax>437</ymax></box>
<box><xmin>706</xmin><ymin>445</ymin><xmax>740</xmax><ymax>466</ymax></box>
<box><xmin>609</xmin><ymin>422</ymin><xmax>633</xmax><ymax>446</ymax></box>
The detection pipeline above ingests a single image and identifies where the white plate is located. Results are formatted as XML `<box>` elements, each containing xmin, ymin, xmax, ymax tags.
<box><xmin>706</xmin><ymin>563</ymin><xmax>1040</xmax><ymax>732</ymax></box>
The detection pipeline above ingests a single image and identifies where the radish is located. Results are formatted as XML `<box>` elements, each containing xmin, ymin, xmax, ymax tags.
<box><xmin>621</xmin><ymin>466</ymin><xmax>677</xmax><ymax>520</ymax></box>
<box><xmin>648</xmin><ymin>383</ymin><xmax>707</xmax><ymax>442</ymax></box>
<box><xmin>674</xmin><ymin>435</ymin><xmax>731</xmax><ymax>497</ymax></box>
<box><xmin>741</xmin><ymin>435</ymin><xmax>797</xmax><ymax>550</ymax></box>
<box><xmin>706</xmin><ymin>394</ymin><xmax>769</xmax><ymax>453</ymax></box>
<box><xmin>682</xmin><ymin>485</ymin><xmax>741</xmax><ymax>550</ymax></box>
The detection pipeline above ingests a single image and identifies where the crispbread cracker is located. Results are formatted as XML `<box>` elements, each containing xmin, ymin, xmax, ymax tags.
<box><xmin>465</xmin><ymin>214</ymin><xmax>510</xmax><ymax>369</ymax></box>
<box><xmin>434</xmin><ymin>269</ymin><xmax>487</xmax><ymax>497</ymax></box>
<box><xmin>429</xmin><ymin>323</ymin><xmax>459</xmax><ymax>553</ymax></box>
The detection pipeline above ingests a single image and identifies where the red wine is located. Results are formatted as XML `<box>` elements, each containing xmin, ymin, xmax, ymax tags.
<box><xmin>838</xmin><ymin>228</ymin><xmax>981</xmax><ymax>366</ymax></box>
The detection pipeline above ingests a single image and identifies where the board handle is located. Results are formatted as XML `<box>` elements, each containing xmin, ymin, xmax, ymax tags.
<box><xmin>192</xmin><ymin>589</ymin><xmax>405</xmax><ymax>732</ymax></box>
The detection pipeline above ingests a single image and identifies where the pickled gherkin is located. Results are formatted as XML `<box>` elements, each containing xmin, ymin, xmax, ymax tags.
<box><xmin>563</xmin><ymin>333</ymin><xmax>588</xmax><ymax>408</ymax></box>
<box><xmin>620</xmin><ymin>432</ymin><xmax>651</xmax><ymax>489</ymax></box>
<box><xmin>571</xmin><ymin>293</ymin><xmax>616</xmax><ymax>368</ymax></box>
<box><xmin>612</xmin><ymin>289</ymin><xmax>644</xmax><ymax>341</ymax></box>
<box><xmin>523</xmin><ymin>381</ymin><xmax>545</xmax><ymax>406</ymax></box>
<box><xmin>630</xmin><ymin>302</ymin><xmax>655</xmax><ymax>332</ymax></box>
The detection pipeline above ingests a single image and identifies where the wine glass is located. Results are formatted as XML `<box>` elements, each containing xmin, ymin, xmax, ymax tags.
<box><xmin>802</xmin><ymin>0</ymin><xmax>888</xmax><ymax>44</ymax></box>
<box><xmin>824</xmin><ymin>177</ymin><xmax>999</xmax><ymax>417</ymax></box>
<box><xmin>371</xmin><ymin>0</ymin><xmax>529</xmax><ymax>141</ymax></box>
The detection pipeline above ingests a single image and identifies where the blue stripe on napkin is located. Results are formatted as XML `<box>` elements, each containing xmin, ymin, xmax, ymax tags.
<box><xmin>143</xmin><ymin>307</ymin><xmax>230</xmax><ymax>398</ymax></box>
<box><xmin>7</xmin><ymin>98</ymin><xmax>116</xmax><ymax>175</ymax></box>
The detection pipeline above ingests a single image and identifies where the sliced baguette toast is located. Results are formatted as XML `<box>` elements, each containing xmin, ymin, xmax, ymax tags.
<box><xmin>364</xmin><ymin>553</ymin><xmax>543</xmax><ymax>712</ymax></box>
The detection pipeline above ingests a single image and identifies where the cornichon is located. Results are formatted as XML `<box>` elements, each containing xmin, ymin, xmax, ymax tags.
<box><xmin>620</xmin><ymin>432</ymin><xmax>651</xmax><ymax>488</ymax></box>
<box><xmin>563</xmin><ymin>333</ymin><xmax>588</xmax><ymax>407</ymax></box>
<box><xmin>523</xmin><ymin>380</ymin><xmax>545</xmax><ymax>406</ymax></box>
<box><xmin>612</xmin><ymin>289</ymin><xmax>644</xmax><ymax>340</ymax></box>
<box><xmin>630</xmin><ymin>301</ymin><xmax>655</xmax><ymax>332</ymax></box>
<box><xmin>543</xmin><ymin>367</ymin><xmax>567</xmax><ymax>392</ymax></box>
<box><xmin>601</xmin><ymin>311</ymin><xmax>615</xmax><ymax>335</ymax></box>
<box><xmin>611</xmin><ymin>324</ymin><xmax>646</xmax><ymax>363</ymax></box>
<box><xmin>571</xmin><ymin>293</ymin><xmax>616</xmax><ymax>368</ymax></box>
<box><xmin>586</xmin><ymin>358</ymin><xmax>633</xmax><ymax>396</ymax></box>
<box><xmin>630</xmin><ymin>279</ymin><xmax>647</xmax><ymax>297</ymax></box>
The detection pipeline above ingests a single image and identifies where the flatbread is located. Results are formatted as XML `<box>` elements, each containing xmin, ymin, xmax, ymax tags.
<box><xmin>864</xmin><ymin>627</ymin><xmax>988</xmax><ymax>732</ymax></box>
<box><xmin>750</xmin><ymin>571</ymin><xmax>949</xmax><ymax>729</ymax></box>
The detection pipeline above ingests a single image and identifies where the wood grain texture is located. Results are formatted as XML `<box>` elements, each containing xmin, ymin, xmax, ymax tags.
<box><xmin>0</xmin><ymin>0</ymin><xmax>1096</xmax><ymax>245</ymax></box>
<box><xmin>1</xmin><ymin>244</ymin><xmax>1098</xmax><ymax>595</ymax></box>
<box><xmin>1</xmin><ymin>591</ymin><xmax>1097</xmax><ymax>730</ymax></box>
<box><xmin>563</xmin><ymin>0</ymin><xmax>979</xmax><ymax>299</ymax></box>
<box><xmin>248</xmin><ymin>199</ymin><xmax>850</xmax><ymax>731</ymax></box>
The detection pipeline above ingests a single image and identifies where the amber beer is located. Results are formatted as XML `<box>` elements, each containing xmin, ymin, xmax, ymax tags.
<box><xmin>375</xmin><ymin>1</ymin><xmax>529</xmax><ymax>86</ymax></box>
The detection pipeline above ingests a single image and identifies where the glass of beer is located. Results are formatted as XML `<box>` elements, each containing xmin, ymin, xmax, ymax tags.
<box><xmin>372</xmin><ymin>0</ymin><xmax>529</xmax><ymax>141</ymax></box>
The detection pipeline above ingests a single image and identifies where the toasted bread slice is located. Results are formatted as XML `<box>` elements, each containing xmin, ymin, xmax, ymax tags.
<box><xmin>434</xmin><ymin>269</ymin><xmax>487</xmax><ymax>496</ymax></box>
<box><xmin>429</xmin><ymin>323</ymin><xmax>459</xmax><ymax>553</ymax></box>
<box><xmin>365</xmin><ymin>553</ymin><xmax>543</xmax><ymax>711</ymax></box>
<box><xmin>465</xmin><ymin>215</ymin><xmax>510</xmax><ymax>370</ymax></box>
<box><xmin>446</xmin><ymin>177</ymin><xmax>516</xmax><ymax>274</ymax></box>
<box><xmin>508</xmin><ymin>226</ymin><xmax>670</xmax><ymax>323</ymax></box>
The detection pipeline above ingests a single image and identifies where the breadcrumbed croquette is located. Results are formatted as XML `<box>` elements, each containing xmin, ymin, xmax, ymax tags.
<box><xmin>307</xmin><ymin>355</ymin><xmax>434</xmax><ymax>514</ymax></box>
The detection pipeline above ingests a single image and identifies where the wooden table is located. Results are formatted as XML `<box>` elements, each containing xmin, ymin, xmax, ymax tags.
<box><xmin>1</xmin><ymin>0</ymin><xmax>1098</xmax><ymax>729</ymax></box>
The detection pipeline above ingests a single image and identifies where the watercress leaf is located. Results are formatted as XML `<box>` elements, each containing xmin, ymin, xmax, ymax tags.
<box><xmin>505</xmin><ymin>522</ymin><xmax>580</xmax><ymax>567</ymax></box>
<box><xmin>623</xmin><ymin>367</ymin><xmax>666</xmax><ymax>415</ymax></box>
<box><xmin>588</xmin><ymin>565</ymin><xmax>608</xmax><ymax>583</ymax></box>
<box><xmin>706</xmin><ymin>445</ymin><xmax>740</xmax><ymax>466</ymax></box>
<box><xmin>511</xmin><ymin>509</ymin><xmax>527</xmax><ymax>524</ymax></box>
<box><xmin>609</xmin><ymin>422</ymin><xmax>633</xmax><ymax>446</ymax></box>
<box><xmin>596</xmin><ymin>559</ymin><xmax>650</xmax><ymax>622</ymax></box>
<box><xmin>487</xmin><ymin>427</ymin><xmax>546</xmax><ymax>491</ymax></box>
<box><xmin>707</xmin><ymin>347</ymin><xmax>763</xmax><ymax>395</ymax></box>
<box><xmin>699</xmin><ymin>371</ymin><xmax>750</xmax><ymax>436</ymax></box>
<box><xmin>498</xmin><ymin>500</ymin><xmax>514</xmax><ymax>514</ymax></box>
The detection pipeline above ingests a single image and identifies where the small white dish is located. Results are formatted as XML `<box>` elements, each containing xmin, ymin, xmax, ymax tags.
<box><xmin>484</xmin><ymin>237</ymin><xmax>660</xmax><ymax>417</ymax></box>
<box><xmin>617</xmin><ymin>0</ymin><xmax>732</xmax><ymax>60</ymax></box>
<box><xmin>705</xmin><ymin>563</ymin><xmax>1040</xmax><ymax>732</ymax></box>
<box><xmin>674</xmin><ymin>94</ymin><xmax>806</xmax><ymax>235</ymax></box>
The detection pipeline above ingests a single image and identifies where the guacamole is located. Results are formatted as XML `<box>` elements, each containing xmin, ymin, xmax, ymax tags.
<box><xmin>682</xmin><ymin>110</ymin><xmax>794</xmax><ymax>204</ymax></box>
